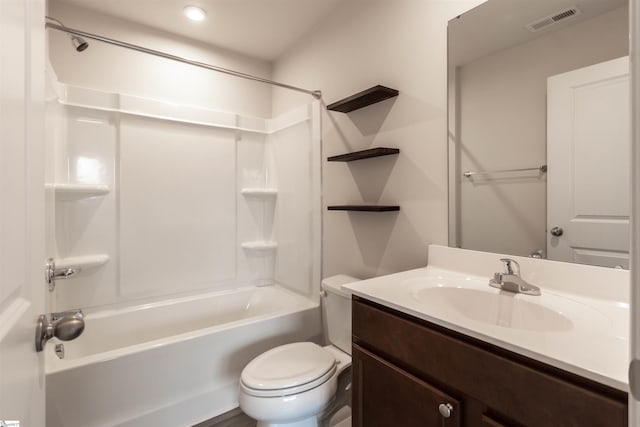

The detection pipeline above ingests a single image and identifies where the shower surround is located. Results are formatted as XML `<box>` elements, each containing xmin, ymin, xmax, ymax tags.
<box><xmin>44</xmin><ymin>80</ymin><xmax>322</xmax><ymax>426</ymax></box>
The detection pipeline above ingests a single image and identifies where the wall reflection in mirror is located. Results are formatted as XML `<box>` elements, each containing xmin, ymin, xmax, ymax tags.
<box><xmin>447</xmin><ymin>0</ymin><xmax>630</xmax><ymax>268</ymax></box>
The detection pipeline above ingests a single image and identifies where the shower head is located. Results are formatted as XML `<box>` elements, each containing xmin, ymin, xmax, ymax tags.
<box><xmin>71</xmin><ymin>35</ymin><xmax>89</xmax><ymax>52</ymax></box>
<box><xmin>45</xmin><ymin>16</ymin><xmax>90</xmax><ymax>52</ymax></box>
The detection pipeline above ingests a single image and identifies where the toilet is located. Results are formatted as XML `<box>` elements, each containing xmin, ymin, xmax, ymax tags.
<box><xmin>239</xmin><ymin>275</ymin><xmax>357</xmax><ymax>427</ymax></box>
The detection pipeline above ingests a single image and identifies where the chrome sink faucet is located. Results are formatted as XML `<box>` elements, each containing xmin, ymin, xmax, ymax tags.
<box><xmin>489</xmin><ymin>258</ymin><xmax>541</xmax><ymax>296</ymax></box>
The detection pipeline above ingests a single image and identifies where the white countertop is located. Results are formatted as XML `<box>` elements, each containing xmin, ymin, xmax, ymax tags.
<box><xmin>343</xmin><ymin>246</ymin><xmax>630</xmax><ymax>392</ymax></box>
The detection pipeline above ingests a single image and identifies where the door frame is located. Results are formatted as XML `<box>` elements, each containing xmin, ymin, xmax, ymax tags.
<box><xmin>630</xmin><ymin>0</ymin><xmax>640</xmax><ymax>424</ymax></box>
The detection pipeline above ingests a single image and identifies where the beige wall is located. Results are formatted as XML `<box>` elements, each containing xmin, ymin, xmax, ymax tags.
<box><xmin>49</xmin><ymin>0</ymin><xmax>489</xmax><ymax>280</ymax></box>
<box><xmin>456</xmin><ymin>6</ymin><xmax>628</xmax><ymax>257</ymax></box>
<box><xmin>272</xmin><ymin>0</ymin><xmax>486</xmax><ymax>279</ymax></box>
<box><xmin>47</xmin><ymin>2</ymin><xmax>273</xmax><ymax>118</ymax></box>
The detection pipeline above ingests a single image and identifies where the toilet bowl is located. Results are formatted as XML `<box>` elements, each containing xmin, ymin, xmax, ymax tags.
<box><xmin>238</xmin><ymin>275</ymin><xmax>358</xmax><ymax>427</ymax></box>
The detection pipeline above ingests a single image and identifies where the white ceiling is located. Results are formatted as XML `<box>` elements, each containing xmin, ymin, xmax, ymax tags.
<box><xmin>449</xmin><ymin>0</ymin><xmax>628</xmax><ymax>66</ymax></box>
<box><xmin>52</xmin><ymin>0</ymin><xmax>344</xmax><ymax>61</ymax></box>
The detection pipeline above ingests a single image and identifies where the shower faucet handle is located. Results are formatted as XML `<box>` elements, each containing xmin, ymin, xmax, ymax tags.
<box><xmin>35</xmin><ymin>309</ymin><xmax>85</xmax><ymax>352</ymax></box>
<box><xmin>51</xmin><ymin>309</ymin><xmax>84</xmax><ymax>322</ymax></box>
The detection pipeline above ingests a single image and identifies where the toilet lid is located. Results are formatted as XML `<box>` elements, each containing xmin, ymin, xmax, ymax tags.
<box><xmin>241</xmin><ymin>342</ymin><xmax>336</xmax><ymax>392</ymax></box>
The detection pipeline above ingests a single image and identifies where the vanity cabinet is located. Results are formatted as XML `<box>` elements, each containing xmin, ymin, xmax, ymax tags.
<box><xmin>352</xmin><ymin>296</ymin><xmax>628</xmax><ymax>427</ymax></box>
<box><xmin>354</xmin><ymin>345</ymin><xmax>461</xmax><ymax>426</ymax></box>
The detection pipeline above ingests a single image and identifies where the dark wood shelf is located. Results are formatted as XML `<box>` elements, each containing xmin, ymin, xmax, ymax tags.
<box><xmin>328</xmin><ymin>147</ymin><xmax>400</xmax><ymax>162</ymax></box>
<box><xmin>326</xmin><ymin>85</ymin><xmax>399</xmax><ymax>113</ymax></box>
<box><xmin>328</xmin><ymin>205</ymin><xmax>400</xmax><ymax>212</ymax></box>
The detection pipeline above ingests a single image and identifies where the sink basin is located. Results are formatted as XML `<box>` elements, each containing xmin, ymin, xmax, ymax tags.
<box><xmin>413</xmin><ymin>287</ymin><xmax>573</xmax><ymax>332</ymax></box>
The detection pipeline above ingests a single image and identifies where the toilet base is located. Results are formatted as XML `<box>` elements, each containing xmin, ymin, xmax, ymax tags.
<box><xmin>240</xmin><ymin>345</ymin><xmax>352</xmax><ymax>427</ymax></box>
<box><xmin>239</xmin><ymin>376</ymin><xmax>336</xmax><ymax>426</ymax></box>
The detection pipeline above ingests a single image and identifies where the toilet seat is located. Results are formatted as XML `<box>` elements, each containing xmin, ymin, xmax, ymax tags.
<box><xmin>240</xmin><ymin>342</ymin><xmax>336</xmax><ymax>397</ymax></box>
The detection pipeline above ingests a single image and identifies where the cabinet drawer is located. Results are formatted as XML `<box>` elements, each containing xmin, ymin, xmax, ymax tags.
<box><xmin>353</xmin><ymin>344</ymin><xmax>461</xmax><ymax>427</ymax></box>
<box><xmin>352</xmin><ymin>298</ymin><xmax>627</xmax><ymax>427</ymax></box>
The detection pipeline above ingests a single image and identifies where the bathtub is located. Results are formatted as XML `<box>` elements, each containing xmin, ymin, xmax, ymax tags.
<box><xmin>45</xmin><ymin>285</ymin><xmax>321</xmax><ymax>427</ymax></box>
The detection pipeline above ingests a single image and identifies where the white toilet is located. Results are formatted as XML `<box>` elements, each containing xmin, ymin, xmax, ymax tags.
<box><xmin>239</xmin><ymin>275</ymin><xmax>357</xmax><ymax>427</ymax></box>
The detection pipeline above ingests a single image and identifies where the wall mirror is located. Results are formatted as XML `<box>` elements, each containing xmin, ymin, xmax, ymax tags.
<box><xmin>447</xmin><ymin>0</ymin><xmax>630</xmax><ymax>268</ymax></box>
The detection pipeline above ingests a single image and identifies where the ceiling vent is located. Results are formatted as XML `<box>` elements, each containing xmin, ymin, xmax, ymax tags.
<box><xmin>525</xmin><ymin>7</ymin><xmax>582</xmax><ymax>32</ymax></box>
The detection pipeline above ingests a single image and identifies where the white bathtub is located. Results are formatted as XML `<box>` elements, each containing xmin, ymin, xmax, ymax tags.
<box><xmin>45</xmin><ymin>285</ymin><xmax>321</xmax><ymax>427</ymax></box>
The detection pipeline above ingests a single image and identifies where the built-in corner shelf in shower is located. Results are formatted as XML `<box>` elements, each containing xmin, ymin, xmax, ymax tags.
<box><xmin>328</xmin><ymin>147</ymin><xmax>400</xmax><ymax>162</ymax></box>
<box><xmin>56</xmin><ymin>254</ymin><xmax>110</xmax><ymax>269</ymax></box>
<box><xmin>240</xmin><ymin>188</ymin><xmax>278</xmax><ymax>198</ymax></box>
<box><xmin>327</xmin><ymin>205</ymin><xmax>400</xmax><ymax>212</ymax></box>
<box><xmin>54</xmin><ymin>254</ymin><xmax>110</xmax><ymax>279</ymax></box>
<box><xmin>46</xmin><ymin>183</ymin><xmax>110</xmax><ymax>201</ymax></box>
<box><xmin>241</xmin><ymin>241</ymin><xmax>278</xmax><ymax>251</ymax></box>
<box><xmin>326</xmin><ymin>85</ymin><xmax>399</xmax><ymax>113</ymax></box>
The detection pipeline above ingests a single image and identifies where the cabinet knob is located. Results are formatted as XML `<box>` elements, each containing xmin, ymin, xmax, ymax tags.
<box><xmin>438</xmin><ymin>403</ymin><xmax>454</xmax><ymax>418</ymax></box>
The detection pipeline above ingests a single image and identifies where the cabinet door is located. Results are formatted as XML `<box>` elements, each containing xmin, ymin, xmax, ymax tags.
<box><xmin>353</xmin><ymin>345</ymin><xmax>461</xmax><ymax>427</ymax></box>
<box><xmin>480</xmin><ymin>414</ymin><xmax>507</xmax><ymax>427</ymax></box>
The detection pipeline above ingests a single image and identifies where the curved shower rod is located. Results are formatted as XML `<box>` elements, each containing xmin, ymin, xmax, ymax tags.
<box><xmin>45</xmin><ymin>21</ymin><xmax>322</xmax><ymax>99</ymax></box>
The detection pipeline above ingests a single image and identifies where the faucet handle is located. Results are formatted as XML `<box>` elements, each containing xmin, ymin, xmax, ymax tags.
<box><xmin>35</xmin><ymin>309</ymin><xmax>85</xmax><ymax>352</ymax></box>
<box><xmin>499</xmin><ymin>258</ymin><xmax>520</xmax><ymax>275</ymax></box>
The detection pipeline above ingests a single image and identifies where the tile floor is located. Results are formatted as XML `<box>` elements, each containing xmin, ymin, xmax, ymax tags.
<box><xmin>193</xmin><ymin>409</ymin><xmax>351</xmax><ymax>427</ymax></box>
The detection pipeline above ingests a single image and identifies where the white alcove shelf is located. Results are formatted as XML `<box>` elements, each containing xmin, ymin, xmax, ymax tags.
<box><xmin>46</xmin><ymin>183</ymin><xmax>110</xmax><ymax>201</ymax></box>
<box><xmin>241</xmin><ymin>241</ymin><xmax>278</xmax><ymax>251</ymax></box>
<box><xmin>54</xmin><ymin>254</ymin><xmax>110</xmax><ymax>280</ymax></box>
<box><xmin>240</xmin><ymin>188</ymin><xmax>278</xmax><ymax>198</ymax></box>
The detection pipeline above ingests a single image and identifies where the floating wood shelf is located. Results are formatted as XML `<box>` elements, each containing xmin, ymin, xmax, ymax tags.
<box><xmin>328</xmin><ymin>147</ymin><xmax>400</xmax><ymax>162</ymax></box>
<box><xmin>328</xmin><ymin>205</ymin><xmax>400</xmax><ymax>212</ymax></box>
<box><xmin>326</xmin><ymin>85</ymin><xmax>399</xmax><ymax>113</ymax></box>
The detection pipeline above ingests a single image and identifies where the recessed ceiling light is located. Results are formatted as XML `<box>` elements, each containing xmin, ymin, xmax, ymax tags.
<box><xmin>183</xmin><ymin>5</ymin><xmax>207</xmax><ymax>22</ymax></box>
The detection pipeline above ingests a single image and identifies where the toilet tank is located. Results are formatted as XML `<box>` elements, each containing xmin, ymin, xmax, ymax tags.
<box><xmin>321</xmin><ymin>275</ymin><xmax>359</xmax><ymax>355</ymax></box>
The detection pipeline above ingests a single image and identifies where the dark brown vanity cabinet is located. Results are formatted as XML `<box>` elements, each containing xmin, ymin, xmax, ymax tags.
<box><xmin>353</xmin><ymin>345</ymin><xmax>462</xmax><ymax>426</ymax></box>
<box><xmin>352</xmin><ymin>296</ymin><xmax>628</xmax><ymax>427</ymax></box>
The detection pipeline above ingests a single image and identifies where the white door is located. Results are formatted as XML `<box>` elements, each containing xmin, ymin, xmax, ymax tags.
<box><xmin>0</xmin><ymin>0</ymin><xmax>46</xmax><ymax>425</ymax></box>
<box><xmin>631</xmin><ymin>0</ymin><xmax>640</xmax><ymax>422</ymax></box>
<box><xmin>547</xmin><ymin>56</ymin><xmax>630</xmax><ymax>268</ymax></box>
